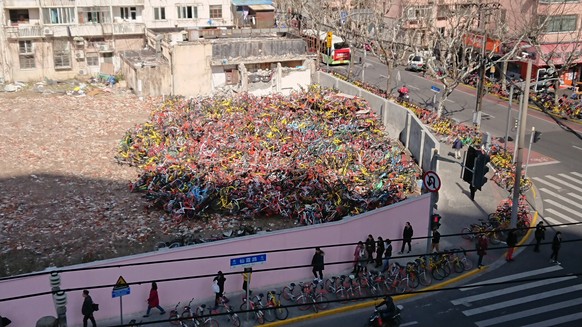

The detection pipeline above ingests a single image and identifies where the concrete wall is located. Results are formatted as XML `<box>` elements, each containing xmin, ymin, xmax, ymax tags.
<box><xmin>0</xmin><ymin>194</ymin><xmax>431</xmax><ymax>327</ymax></box>
<box><xmin>121</xmin><ymin>58</ymin><xmax>172</xmax><ymax>97</ymax></box>
<box><xmin>173</xmin><ymin>42</ymin><xmax>214</xmax><ymax>96</ymax></box>
<box><xmin>317</xmin><ymin>71</ymin><xmax>439</xmax><ymax>172</ymax></box>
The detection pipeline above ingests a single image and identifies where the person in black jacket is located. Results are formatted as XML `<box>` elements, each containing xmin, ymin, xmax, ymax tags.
<box><xmin>381</xmin><ymin>239</ymin><xmax>393</xmax><ymax>273</ymax></box>
<box><xmin>213</xmin><ymin>271</ymin><xmax>227</xmax><ymax>308</ymax></box>
<box><xmin>399</xmin><ymin>222</ymin><xmax>414</xmax><ymax>254</ymax></box>
<box><xmin>375</xmin><ymin>237</ymin><xmax>385</xmax><ymax>268</ymax></box>
<box><xmin>550</xmin><ymin>232</ymin><xmax>562</xmax><ymax>265</ymax></box>
<box><xmin>505</xmin><ymin>229</ymin><xmax>518</xmax><ymax>261</ymax></box>
<box><xmin>81</xmin><ymin>289</ymin><xmax>96</xmax><ymax>327</ymax></box>
<box><xmin>311</xmin><ymin>247</ymin><xmax>325</xmax><ymax>281</ymax></box>
<box><xmin>534</xmin><ymin>222</ymin><xmax>546</xmax><ymax>252</ymax></box>
<box><xmin>365</xmin><ymin>234</ymin><xmax>376</xmax><ymax>264</ymax></box>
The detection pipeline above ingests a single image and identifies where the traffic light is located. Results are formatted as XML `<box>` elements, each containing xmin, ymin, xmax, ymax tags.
<box><xmin>533</xmin><ymin>131</ymin><xmax>542</xmax><ymax>143</ymax></box>
<box><xmin>431</xmin><ymin>214</ymin><xmax>442</xmax><ymax>230</ymax></box>
<box><xmin>514</xmin><ymin>118</ymin><xmax>519</xmax><ymax>129</ymax></box>
<box><xmin>472</xmin><ymin>153</ymin><xmax>490</xmax><ymax>190</ymax></box>
<box><xmin>462</xmin><ymin>146</ymin><xmax>477</xmax><ymax>184</ymax></box>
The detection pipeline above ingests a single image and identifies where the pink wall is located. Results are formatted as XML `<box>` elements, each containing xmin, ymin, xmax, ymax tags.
<box><xmin>0</xmin><ymin>194</ymin><xmax>430</xmax><ymax>326</ymax></box>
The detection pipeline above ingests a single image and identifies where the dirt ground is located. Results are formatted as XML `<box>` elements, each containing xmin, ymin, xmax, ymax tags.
<box><xmin>0</xmin><ymin>82</ymin><xmax>295</xmax><ymax>277</ymax></box>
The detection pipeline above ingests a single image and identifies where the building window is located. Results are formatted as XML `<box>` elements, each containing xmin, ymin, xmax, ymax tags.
<box><xmin>406</xmin><ymin>6</ymin><xmax>429</xmax><ymax>20</ymax></box>
<box><xmin>43</xmin><ymin>7</ymin><xmax>75</xmax><ymax>24</ymax></box>
<box><xmin>177</xmin><ymin>5</ymin><xmax>197</xmax><ymax>19</ymax></box>
<box><xmin>541</xmin><ymin>15</ymin><xmax>578</xmax><ymax>32</ymax></box>
<box><xmin>19</xmin><ymin>40</ymin><xmax>35</xmax><ymax>69</ymax></box>
<box><xmin>154</xmin><ymin>7</ymin><xmax>166</xmax><ymax>20</ymax></box>
<box><xmin>209</xmin><ymin>5</ymin><xmax>222</xmax><ymax>19</ymax></box>
<box><xmin>53</xmin><ymin>40</ymin><xmax>71</xmax><ymax>69</ymax></box>
<box><xmin>87</xmin><ymin>54</ymin><xmax>99</xmax><ymax>66</ymax></box>
<box><xmin>120</xmin><ymin>7</ymin><xmax>137</xmax><ymax>20</ymax></box>
<box><xmin>87</xmin><ymin>11</ymin><xmax>102</xmax><ymax>23</ymax></box>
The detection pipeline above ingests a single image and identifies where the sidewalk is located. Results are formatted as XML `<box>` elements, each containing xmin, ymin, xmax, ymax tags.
<box><xmin>97</xmin><ymin>140</ymin><xmax>541</xmax><ymax>326</ymax></box>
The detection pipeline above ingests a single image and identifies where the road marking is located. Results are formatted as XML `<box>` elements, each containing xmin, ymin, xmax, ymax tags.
<box><xmin>544</xmin><ymin>217</ymin><xmax>568</xmax><ymax>227</ymax></box>
<box><xmin>475</xmin><ymin>297</ymin><xmax>582</xmax><ymax>327</ymax></box>
<box><xmin>545</xmin><ymin>208</ymin><xmax>579</xmax><ymax>223</ymax></box>
<box><xmin>532</xmin><ymin>177</ymin><xmax>561</xmax><ymax>189</ymax></box>
<box><xmin>464</xmin><ymin>283</ymin><xmax>582</xmax><ymax>316</ymax></box>
<box><xmin>408</xmin><ymin>85</ymin><xmax>420</xmax><ymax>90</ymax></box>
<box><xmin>521</xmin><ymin>312</ymin><xmax>582</xmax><ymax>327</ymax></box>
<box><xmin>568</xmin><ymin>192</ymin><xmax>582</xmax><ymax>201</ymax></box>
<box><xmin>558</xmin><ymin>173</ymin><xmax>582</xmax><ymax>185</ymax></box>
<box><xmin>459</xmin><ymin>265</ymin><xmax>562</xmax><ymax>291</ymax></box>
<box><xmin>445</xmin><ymin>98</ymin><xmax>455</xmax><ymax>103</ymax></box>
<box><xmin>401</xmin><ymin>322</ymin><xmax>418</xmax><ymax>326</ymax></box>
<box><xmin>545</xmin><ymin>199</ymin><xmax>582</xmax><ymax>216</ymax></box>
<box><xmin>451</xmin><ymin>276</ymin><xmax>575</xmax><ymax>305</ymax></box>
<box><xmin>545</xmin><ymin>175</ymin><xmax>582</xmax><ymax>192</ymax></box>
<box><xmin>542</xmin><ymin>192</ymin><xmax>582</xmax><ymax>209</ymax></box>
<box><xmin>526</xmin><ymin>161</ymin><xmax>561</xmax><ymax>167</ymax></box>
<box><xmin>573</xmin><ymin>145</ymin><xmax>582</xmax><ymax>151</ymax></box>
<box><xmin>572</xmin><ymin>171</ymin><xmax>582</xmax><ymax>178</ymax></box>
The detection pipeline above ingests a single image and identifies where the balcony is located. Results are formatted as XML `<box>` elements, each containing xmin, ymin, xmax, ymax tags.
<box><xmin>75</xmin><ymin>0</ymin><xmax>144</xmax><ymax>6</ymax></box>
<box><xmin>111</xmin><ymin>23</ymin><xmax>146</xmax><ymax>35</ymax></box>
<box><xmin>4</xmin><ymin>0</ymin><xmax>38</xmax><ymax>8</ymax></box>
<box><xmin>39</xmin><ymin>0</ymin><xmax>74</xmax><ymax>7</ymax></box>
<box><xmin>86</xmin><ymin>41</ymin><xmax>115</xmax><ymax>53</ymax></box>
<box><xmin>69</xmin><ymin>24</ymin><xmax>106</xmax><ymax>37</ymax></box>
<box><xmin>5</xmin><ymin>25</ymin><xmax>43</xmax><ymax>39</ymax></box>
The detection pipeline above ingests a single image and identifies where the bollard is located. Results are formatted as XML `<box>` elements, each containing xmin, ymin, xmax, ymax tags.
<box><xmin>54</xmin><ymin>290</ymin><xmax>67</xmax><ymax>307</ymax></box>
<box><xmin>36</xmin><ymin>316</ymin><xmax>58</xmax><ymax>327</ymax></box>
<box><xmin>49</xmin><ymin>271</ymin><xmax>60</xmax><ymax>289</ymax></box>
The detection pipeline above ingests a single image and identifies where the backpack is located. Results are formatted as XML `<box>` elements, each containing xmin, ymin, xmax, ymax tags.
<box><xmin>92</xmin><ymin>303</ymin><xmax>99</xmax><ymax>311</ymax></box>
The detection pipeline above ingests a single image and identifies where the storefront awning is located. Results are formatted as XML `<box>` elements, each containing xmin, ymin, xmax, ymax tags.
<box><xmin>530</xmin><ymin>43</ymin><xmax>582</xmax><ymax>67</ymax></box>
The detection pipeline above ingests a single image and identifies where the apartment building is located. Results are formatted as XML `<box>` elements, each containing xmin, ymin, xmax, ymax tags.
<box><xmin>0</xmin><ymin>0</ymin><xmax>277</xmax><ymax>85</ymax></box>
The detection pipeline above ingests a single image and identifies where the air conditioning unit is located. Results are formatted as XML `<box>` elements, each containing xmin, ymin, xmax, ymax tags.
<box><xmin>43</xmin><ymin>27</ymin><xmax>53</xmax><ymax>36</ymax></box>
<box><xmin>75</xmin><ymin>51</ymin><xmax>85</xmax><ymax>60</ymax></box>
<box><xmin>99</xmin><ymin>44</ymin><xmax>109</xmax><ymax>51</ymax></box>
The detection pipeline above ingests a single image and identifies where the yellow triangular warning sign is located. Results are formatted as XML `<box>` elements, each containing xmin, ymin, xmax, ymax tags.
<box><xmin>113</xmin><ymin>275</ymin><xmax>129</xmax><ymax>289</ymax></box>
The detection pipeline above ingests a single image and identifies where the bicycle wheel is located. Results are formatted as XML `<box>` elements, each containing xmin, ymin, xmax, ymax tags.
<box><xmin>203</xmin><ymin>319</ymin><xmax>219</xmax><ymax>327</ymax></box>
<box><xmin>280</xmin><ymin>286</ymin><xmax>292</xmax><ymax>302</ymax></box>
<box><xmin>263</xmin><ymin>306</ymin><xmax>276</xmax><ymax>322</ymax></box>
<box><xmin>169</xmin><ymin>311</ymin><xmax>181</xmax><ymax>325</ymax></box>
<box><xmin>229</xmin><ymin>313</ymin><xmax>240</xmax><ymax>327</ymax></box>
<box><xmin>418</xmin><ymin>270</ymin><xmax>432</xmax><ymax>286</ymax></box>
<box><xmin>315</xmin><ymin>293</ymin><xmax>329</xmax><ymax>310</ymax></box>
<box><xmin>452</xmin><ymin>260</ymin><xmax>465</xmax><ymax>273</ymax></box>
<box><xmin>182</xmin><ymin>311</ymin><xmax>192</xmax><ymax>319</ymax></box>
<box><xmin>488</xmin><ymin>230</ymin><xmax>502</xmax><ymax>245</ymax></box>
<box><xmin>396</xmin><ymin>280</ymin><xmax>409</xmax><ymax>293</ymax></box>
<box><xmin>275</xmin><ymin>306</ymin><xmax>289</xmax><ymax>320</ymax></box>
<box><xmin>432</xmin><ymin>267</ymin><xmax>446</xmax><ymax>280</ymax></box>
<box><xmin>442</xmin><ymin>262</ymin><xmax>451</xmax><ymax>277</ymax></box>
<box><xmin>409</xmin><ymin>273</ymin><xmax>420</xmax><ymax>289</ymax></box>
<box><xmin>461</xmin><ymin>227</ymin><xmax>473</xmax><ymax>240</ymax></box>
<box><xmin>462</xmin><ymin>258</ymin><xmax>474</xmax><ymax>271</ymax></box>
<box><xmin>256</xmin><ymin>311</ymin><xmax>265</xmax><ymax>325</ymax></box>
<box><xmin>297</xmin><ymin>295</ymin><xmax>311</xmax><ymax>311</ymax></box>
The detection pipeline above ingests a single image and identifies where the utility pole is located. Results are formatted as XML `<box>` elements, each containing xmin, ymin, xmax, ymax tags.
<box><xmin>510</xmin><ymin>59</ymin><xmax>532</xmax><ymax>229</ymax></box>
<box><xmin>473</xmin><ymin>30</ymin><xmax>487</xmax><ymax>127</ymax></box>
<box><xmin>503</xmin><ymin>85</ymin><xmax>514</xmax><ymax>152</ymax></box>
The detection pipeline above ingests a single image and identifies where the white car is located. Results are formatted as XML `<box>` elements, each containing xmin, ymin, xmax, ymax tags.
<box><xmin>408</xmin><ymin>55</ymin><xmax>425</xmax><ymax>71</ymax></box>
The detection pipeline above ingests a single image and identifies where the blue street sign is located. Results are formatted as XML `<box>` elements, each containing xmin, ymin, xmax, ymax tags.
<box><xmin>112</xmin><ymin>275</ymin><xmax>131</xmax><ymax>298</ymax></box>
<box><xmin>230</xmin><ymin>254</ymin><xmax>267</xmax><ymax>268</ymax></box>
<box><xmin>340</xmin><ymin>11</ymin><xmax>347</xmax><ymax>25</ymax></box>
<box><xmin>431</xmin><ymin>85</ymin><xmax>441</xmax><ymax>93</ymax></box>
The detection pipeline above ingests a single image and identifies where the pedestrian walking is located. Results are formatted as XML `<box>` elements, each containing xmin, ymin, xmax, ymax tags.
<box><xmin>431</xmin><ymin>229</ymin><xmax>441</xmax><ymax>253</ymax></box>
<box><xmin>505</xmin><ymin>229</ymin><xmax>517</xmax><ymax>262</ymax></box>
<box><xmin>534</xmin><ymin>221</ymin><xmax>546</xmax><ymax>252</ymax></box>
<box><xmin>550</xmin><ymin>231</ymin><xmax>562</xmax><ymax>265</ymax></box>
<box><xmin>365</xmin><ymin>234</ymin><xmax>376</xmax><ymax>264</ymax></box>
<box><xmin>352</xmin><ymin>241</ymin><xmax>367</xmax><ymax>274</ymax></box>
<box><xmin>452</xmin><ymin>137</ymin><xmax>463</xmax><ymax>159</ymax></box>
<box><xmin>375</xmin><ymin>237</ymin><xmax>385</xmax><ymax>268</ymax></box>
<box><xmin>311</xmin><ymin>247</ymin><xmax>325</xmax><ymax>281</ymax></box>
<box><xmin>144</xmin><ymin>282</ymin><xmax>166</xmax><ymax>317</ymax></box>
<box><xmin>213</xmin><ymin>271</ymin><xmax>226</xmax><ymax>308</ymax></box>
<box><xmin>476</xmin><ymin>234</ymin><xmax>488</xmax><ymax>269</ymax></box>
<box><xmin>242</xmin><ymin>267</ymin><xmax>252</xmax><ymax>293</ymax></box>
<box><xmin>81</xmin><ymin>290</ymin><xmax>97</xmax><ymax>327</ymax></box>
<box><xmin>381</xmin><ymin>239</ymin><xmax>393</xmax><ymax>273</ymax></box>
<box><xmin>399</xmin><ymin>222</ymin><xmax>414</xmax><ymax>254</ymax></box>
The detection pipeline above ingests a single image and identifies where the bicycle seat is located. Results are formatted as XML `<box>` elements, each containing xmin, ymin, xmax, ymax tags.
<box><xmin>290</xmin><ymin>282</ymin><xmax>296</xmax><ymax>287</ymax></box>
<box><xmin>200</xmin><ymin>304</ymin><xmax>207</xmax><ymax>308</ymax></box>
<box><xmin>258</xmin><ymin>293</ymin><xmax>264</xmax><ymax>298</ymax></box>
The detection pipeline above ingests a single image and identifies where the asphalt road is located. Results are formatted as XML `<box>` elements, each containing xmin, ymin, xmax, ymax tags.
<box><xmin>304</xmin><ymin>54</ymin><xmax>582</xmax><ymax>327</ymax></box>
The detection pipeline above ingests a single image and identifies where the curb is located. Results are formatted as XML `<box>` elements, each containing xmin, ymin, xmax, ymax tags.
<box><xmin>262</xmin><ymin>268</ymin><xmax>486</xmax><ymax>326</ymax></box>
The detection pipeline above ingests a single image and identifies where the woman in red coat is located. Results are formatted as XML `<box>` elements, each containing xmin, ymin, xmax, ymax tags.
<box><xmin>143</xmin><ymin>282</ymin><xmax>166</xmax><ymax>317</ymax></box>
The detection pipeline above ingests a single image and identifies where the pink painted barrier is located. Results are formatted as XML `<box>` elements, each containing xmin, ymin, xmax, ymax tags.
<box><xmin>0</xmin><ymin>194</ymin><xmax>430</xmax><ymax>326</ymax></box>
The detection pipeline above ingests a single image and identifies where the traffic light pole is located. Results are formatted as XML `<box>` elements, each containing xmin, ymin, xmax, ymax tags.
<box><xmin>524</xmin><ymin>126</ymin><xmax>535</xmax><ymax>177</ymax></box>
<box><xmin>504</xmin><ymin>85</ymin><xmax>514</xmax><ymax>152</ymax></box>
<box><xmin>510</xmin><ymin>60</ymin><xmax>532</xmax><ymax>229</ymax></box>
<box><xmin>427</xmin><ymin>149</ymin><xmax>438</xmax><ymax>255</ymax></box>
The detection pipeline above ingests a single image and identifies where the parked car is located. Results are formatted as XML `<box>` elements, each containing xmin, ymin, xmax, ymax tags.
<box><xmin>408</xmin><ymin>55</ymin><xmax>425</xmax><ymax>71</ymax></box>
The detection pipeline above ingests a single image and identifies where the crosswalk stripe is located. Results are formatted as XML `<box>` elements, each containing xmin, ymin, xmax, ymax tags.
<box><xmin>532</xmin><ymin>177</ymin><xmax>561</xmax><ymax>189</ymax></box>
<box><xmin>459</xmin><ymin>265</ymin><xmax>563</xmax><ymax>291</ymax></box>
<box><xmin>545</xmin><ymin>208</ymin><xmax>579</xmax><ymax>223</ymax></box>
<box><xmin>571</xmin><ymin>172</ymin><xmax>582</xmax><ymax>178</ymax></box>
<box><xmin>520</xmin><ymin>312</ymin><xmax>582</xmax><ymax>327</ymax></box>
<box><xmin>544</xmin><ymin>217</ymin><xmax>570</xmax><ymax>228</ymax></box>
<box><xmin>451</xmin><ymin>276</ymin><xmax>575</xmax><ymax>305</ymax></box>
<box><xmin>475</xmin><ymin>297</ymin><xmax>582</xmax><ymax>327</ymax></box>
<box><xmin>568</xmin><ymin>192</ymin><xmax>582</xmax><ymax>201</ymax></box>
<box><xmin>545</xmin><ymin>175</ymin><xmax>582</xmax><ymax>192</ymax></box>
<box><xmin>559</xmin><ymin>173</ymin><xmax>582</xmax><ymax>185</ymax></box>
<box><xmin>540</xmin><ymin>188</ymin><xmax>582</xmax><ymax>209</ymax></box>
<box><xmin>545</xmin><ymin>199</ymin><xmax>582</xmax><ymax>216</ymax></box>
<box><xmin>463</xmin><ymin>283</ymin><xmax>582</xmax><ymax>316</ymax></box>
